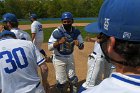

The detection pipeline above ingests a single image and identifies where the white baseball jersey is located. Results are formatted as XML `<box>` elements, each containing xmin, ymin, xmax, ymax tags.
<box><xmin>93</xmin><ymin>41</ymin><xmax>104</xmax><ymax>56</ymax></box>
<box><xmin>48</xmin><ymin>26</ymin><xmax>84</xmax><ymax>56</ymax></box>
<box><xmin>82</xmin><ymin>72</ymin><xmax>140</xmax><ymax>93</ymax></box>
<box><xmin>0</xmin><ymin>38</ymin><xmax>45</xmax><ymax>93</ymax></box>
<box><xmin>11</xmin><ymin>28</ymin><xmax>31</xmax><ymax>41</ymax></box>
<box><xmin>48</xmin><ymin>26</ymin><xmax>84</xmax><ymax>84</ymax></box>
<box><xmin>81</xmin><ymin>41</ymin><xmax>112</xmax><ymax>90</ymax></box>
<box><xmin>31</xmin><ymin>21</ymin><xmax>44</xmax><ymax>50</ymax></box>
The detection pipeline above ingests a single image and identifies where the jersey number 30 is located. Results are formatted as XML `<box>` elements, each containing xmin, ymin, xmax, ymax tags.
<box><xmin>0</xmin><ymin>47</ymin><xmax>28</xmax><ymax>74</ymax></box>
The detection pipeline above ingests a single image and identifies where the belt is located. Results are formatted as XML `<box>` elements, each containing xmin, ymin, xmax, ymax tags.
<box><xmin>93</xmin><ymin>52</ymin><xmax>104</xmax><ymax>58</ymax></box>
<box><xmin>36</xmin><ymin>82</ymin><xmax>40</xmax><ymax>88</ymax></box>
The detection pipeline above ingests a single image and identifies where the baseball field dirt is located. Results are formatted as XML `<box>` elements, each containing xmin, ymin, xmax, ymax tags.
<box><xmin>19</xmin><ymin>23</ymin><xmax>89</xmax><ymax>30</ymax></box>
<box><xmin>41</xmin><ymin>42</ymin><xmax>94</xmax><ymax>93</ymax></box>
<box><xmin>19</xmin><ymin>23</ymin><xmax>94</xmax><ymax>93</ymax></box>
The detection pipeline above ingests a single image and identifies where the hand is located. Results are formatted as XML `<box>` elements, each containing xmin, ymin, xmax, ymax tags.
<box><xmin>58</xmin><ymin>37</ymin><xmax>66</xmax><ymax>44</ymax></box>
<box><xmin>53</xmin><ymin>37</ymin><xmax>66</xmax><ymax>48</ymax></box>
<box><xmin>73</xmin><ymin>40</ymin><xmax>79</xmax><ymax>46</ymax></box>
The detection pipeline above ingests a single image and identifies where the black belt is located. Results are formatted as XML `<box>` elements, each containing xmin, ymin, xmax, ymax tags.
<box><xmin>36</xmin><ymin>82</ymin><xmax>40</xmax><ymax>88</ymax></box>
<box><xmin>93</xmin><ymin>52</ymin><xmax>104</xmax><ymax>58</ymax></box>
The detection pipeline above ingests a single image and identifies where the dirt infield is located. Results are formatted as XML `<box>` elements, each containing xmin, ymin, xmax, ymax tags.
<box><xmin>19</xmin><ymin>23</ymin><xmax>93</xmax><ymax>92</ymax></box>
<box><xmin>42</xmin><ymin>42</ymin><xmax>94</xmax><ymax>93</ymax></box>
<box><xmin>19</xmin><ymin>23</ymin><xmax>89</xmax><ymax>30</ymax></box>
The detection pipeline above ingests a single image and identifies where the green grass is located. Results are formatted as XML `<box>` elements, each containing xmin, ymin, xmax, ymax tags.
<box><xmin>19</xmin><ymin>20</ymin><xmax>96</xmax><ymax>25</ymax></box>
<box><xmin>25</xmin><ymin>26</ymin><xmax>97</xmax><ymax>42</ymax></box>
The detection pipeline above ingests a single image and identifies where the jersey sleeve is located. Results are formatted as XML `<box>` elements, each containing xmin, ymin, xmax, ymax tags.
<box><xmin>10</xmin><ymin>30</ymin><xmax>20</xmax><ymax>39</ymax></box>
<box><xmin>31</xmin><ymin>24</ymin><xmax>37</xmax><ymax>33</ymax></box>
<box><xmin>48</xmin><ymin>29</ymin><xmax>58</xmax><ymax>51</ymax></box>
<box><xmin>0</xmin><ymin>69</ymin><xmax>1</xmax><ymax>90</ymax></box>
<box><xmin>32</xmin><ymin>44</ymin><xmax>45</xmax><ymax>65</ymax></box>
<box><xmin>23</xmin><ymin>32</ymin><xmax>31</xmax><ymax>41</ymax></box>
<box><xmin>77</xmin><ymin>34</ymin><xmax>84</xmax><ymax>44</ymax></box>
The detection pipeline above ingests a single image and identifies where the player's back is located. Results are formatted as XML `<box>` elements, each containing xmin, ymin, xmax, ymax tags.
<box><xmin>0</xmin><ymin>38</ymin><xmax>41</xmax><ymax>93</ymax></box>
<box><xmin>82</xmin><ymin>73</ymin><xmax>140</xmax><ymax>93</ymax></box>
<box><xmin>11</xmin><ymin>28</ymin><xmax>31</xmax><ymax>41</ymax></box>
<box><xmin>31</xmin><ymin>21</ymin><xmax>44</xmax><ymax>41</ymax></box>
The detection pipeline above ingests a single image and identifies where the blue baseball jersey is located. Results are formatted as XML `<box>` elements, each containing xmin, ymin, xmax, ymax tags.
<box><xmin>0</xmin><ymin>38</ymin><xmax>45</xmax><ymax>93</ymax></box>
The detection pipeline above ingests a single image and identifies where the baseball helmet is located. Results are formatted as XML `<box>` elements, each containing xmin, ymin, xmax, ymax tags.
<box><xmin>0</xmin><ymin>30</ymin><xmax>16</xmax><ymax>38</ymax></box>
<box><xmin>61</xmin><ymin>12</ymin><xmax>73</xmax><ymax>20</ymax></box>
<box><xmin>1</xmin><ymin>13</ymin><xmax>18</xmax><ymax>23</ymax></box>
<box><xmin>30</xmin><ymin>14</ymin><xmax>37</xmax><ymax>19</ymax></box>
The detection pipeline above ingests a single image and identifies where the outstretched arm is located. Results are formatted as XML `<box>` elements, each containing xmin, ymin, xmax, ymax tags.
<box><xmin>39</xmin><ymin>62</ymin><xmax>50</xmax><ymax>93</ymax></box>
<box><xmin>31</xmin><ymin>33</ymin><xmax>36</xmax><ymax>42</ymax></box>
<box><xmin>74</xmin><ymin>34</ymin><xmax>84</xmax><ymax>50</ymax></box>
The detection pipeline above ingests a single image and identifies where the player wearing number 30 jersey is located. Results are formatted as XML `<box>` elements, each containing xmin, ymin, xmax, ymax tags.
<box><xmin>0</xmin><ymin>30</ymin><xmax>47</xmax><ymax>93</ymax></box>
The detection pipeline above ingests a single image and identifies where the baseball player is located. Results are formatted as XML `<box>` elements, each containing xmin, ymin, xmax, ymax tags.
<box><xmin>78</xmin><ymin>38</ymin><xmax>112</xmax><ymax>93</ymax></box>
<box><xmin>30</xmin><ymin>13</ymin><xmax>48</xmax><ymax>61</ymax></box>
<box><xmin>0</xmin><ymin>30</ymin><xmax>48</xmax><ymax>93</ymax></box>
<box><xmin>1</xmin><ymin>13</ymin><xmax>31</xmax><ymax>41</ymax></box>
<box><xmin>30</xmin><ymin>14</ymin><xmax>50</xmax><ymax>92</ymax></box>
<box><xmin>48</xmin><ymin>12</ymin><xmax>84</xmax><ymax>93</ymax></box>
<box><xmin>82</xmin><ymin>0</ymin><xmax>140</xmax><ymax>93</ymax></box>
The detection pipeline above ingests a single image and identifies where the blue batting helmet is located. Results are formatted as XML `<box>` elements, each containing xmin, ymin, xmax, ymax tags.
<box><xmin>1</xmin><ymin>13</ymin><xmax>18</xmax><ymax>23</ymax></box>
<box><xmin>61</xmin><ymin>12</ymin><xmax>73</xmax><ymax>20</ymax></box>
<box><xmin>30</xmin><ymin>14</ymin><xmax>37</xmax><ymax>19</ymax></box>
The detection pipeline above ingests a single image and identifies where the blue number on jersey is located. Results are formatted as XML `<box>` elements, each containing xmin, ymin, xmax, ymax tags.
<box><xmin>38</xmin><ymin>25</ymin><xmax>42</xmax><ymax>32</ymax></box>
<box><xmin>0</xmin><ymin>47</ymin><xmax>28</xmax><ymax>74</ymax></box>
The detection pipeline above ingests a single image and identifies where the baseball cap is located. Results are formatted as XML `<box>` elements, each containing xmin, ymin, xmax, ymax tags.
<box><xmin>30</xmin><ymin>14</ymin><xmax>37</xmax><ymax>19</ymax></box>
<box><xmin>85</xmin><ymin>0</ymin><xmax>140</xmax><ymax>42</ymax></box>
<box><xmin>0</xmin><ymin>30</ymin><xmax>16</xmax><ymax>38</ymax></box>
<box><xmin>1</xmin><ymin>13</ymin><xmax>18</xmax><ymax>23</ymax></box>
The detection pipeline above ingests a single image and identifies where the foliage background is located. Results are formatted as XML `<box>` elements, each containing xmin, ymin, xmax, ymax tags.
<box><xmin>0</xmin><ymin>0</ymin><xmax>103</xmax><ymax>19</ymax></box>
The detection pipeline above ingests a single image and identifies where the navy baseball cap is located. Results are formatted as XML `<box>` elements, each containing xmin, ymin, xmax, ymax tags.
<box><xmin>0</xmin><ymin>30</ymin><xmax>16</xmax><ymax>38</ymax></box>
<box><xmin>85</xmin><ymin>0</ymin><xmax>140</xmax><ymax>42</ymax></box>
<box><xmin>30</xmin><ymin>14</ymin><xmax>37</xmax><ymax>19</ymax></box>
<box><xmin>1</xmin><ymin>13</ymin><xmax>18</xmax><ymax>23</ymax></box>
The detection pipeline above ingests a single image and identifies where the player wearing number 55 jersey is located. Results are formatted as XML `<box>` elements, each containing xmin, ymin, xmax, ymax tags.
<box><xmin>30</xmin><ymin>14</ymin><xmax>47</xmax><ymax>59</ymax></box>
<box><xmin>0</xmin><ymin>30</ymin><xmax>48</xmax><ymax>93</ymax></box>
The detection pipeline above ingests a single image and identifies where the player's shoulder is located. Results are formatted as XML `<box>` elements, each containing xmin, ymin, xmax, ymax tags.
<box><xmin>11</xmin><ymin>29</ymin><xmax>18</xmax><ymax>33</ymax></box>
<box><xmin>72</xmin><ymin>26</ymin><xmax>80</xmax><ymax>33</ymax></box>
<box><xmin>32</xmin><ymin>21</ymin><xmax>41</xmax><ymax>26</ymax></box>
<box><xmin>17</xmin><ymin>39</ymin><xmax>33</xmax><ymax>46</ymax></box>
<box><xmin>18</xmin><ymin>29</ymin><xmax>29</xmax><ymax>35</ymax></box>
<box><xmin>52</xmin><ymin>27</ymin><xmax>60</xmax><ymax>34</ymax></box>
<box><xmin>17</xmin><ymin>38</ymin><xmax>32</xmax><ymax>42</ymax></box>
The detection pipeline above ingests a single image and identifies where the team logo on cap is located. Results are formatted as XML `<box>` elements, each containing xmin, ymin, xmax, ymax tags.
<box><xmin>123</xmin><ymin>32</ymin><xmax>131</xmax><ymax>39</ymax></box>
<box><xmin>104</xmin><ymin>18</ymin><xmax>110</xmax><ymax>30</ymax></box>
<box><xmin>2</xmin><ymin>47</ymin><xmax>6</xmax><ymax>50</ymax></box>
